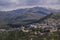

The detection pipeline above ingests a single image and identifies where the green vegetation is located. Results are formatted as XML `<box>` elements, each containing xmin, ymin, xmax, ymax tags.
<box><xmin>0</xmin><ymin>30</ymin><xmax>60</xmax><ymax>40</ymax></box>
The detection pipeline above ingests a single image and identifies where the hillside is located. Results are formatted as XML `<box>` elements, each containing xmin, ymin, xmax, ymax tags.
<box><xmin>0</xmin><ymin>7</ymin><xmax>60</xmax><ymax>28</ymax></box>
<box><xmin>0</xmin><ymin>7</ymin><xmax>52</xmax><ymax>26</ymax></box>
<box><xmin>0</xmin><ymin>7</ymin><xmax>51</xmax><ymax>23</ymax></box>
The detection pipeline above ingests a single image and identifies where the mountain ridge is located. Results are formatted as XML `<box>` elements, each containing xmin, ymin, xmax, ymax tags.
<box><xmin>0</xmin><ymin>7</ymin><xmax>59</xmax><ymax>24</ymax></box>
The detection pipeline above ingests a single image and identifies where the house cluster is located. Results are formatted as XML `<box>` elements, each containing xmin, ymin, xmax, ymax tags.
<box><xmin>0</xmin><ymin>17</ymin><xmax>60</xmax><ymax>36</ymax></box>
<box><xmin>20</xmin><ymin>18</ymin><xmax>60</xmax><ymax>35</ymax></box>
<box><xmin>20</xmin><ymin>23</ymin><xmax>58</xmax><ymax>32</ymax></box>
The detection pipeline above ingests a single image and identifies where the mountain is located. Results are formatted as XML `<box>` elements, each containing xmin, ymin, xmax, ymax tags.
<box><xmin>0</xmin><ymin>7</ymin><xmax>57</xmax><ymax>25</ymax></box>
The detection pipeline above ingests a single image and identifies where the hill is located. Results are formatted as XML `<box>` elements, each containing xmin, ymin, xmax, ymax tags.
<box><xmin>0</xmin><ymin>7</ymin><xmax>51</xmax><ymax>24</ymax></box>
<box><xmin>0</xmin><ymin>7</ymin><xmax>60</xmax><ymax>28</ymax></box>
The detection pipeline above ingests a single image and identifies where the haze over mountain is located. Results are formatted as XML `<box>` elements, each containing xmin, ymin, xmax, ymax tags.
<box><xmin>0</xmin><ymin>0</ymin><xmax>60</xmax><ymax>11</ymax></box>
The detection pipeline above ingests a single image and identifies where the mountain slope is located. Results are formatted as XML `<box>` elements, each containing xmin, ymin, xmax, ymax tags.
<box><xmin>0</xmin><ymin>7</ymin><xmax>52</xmax><ymax>24</ymax></box>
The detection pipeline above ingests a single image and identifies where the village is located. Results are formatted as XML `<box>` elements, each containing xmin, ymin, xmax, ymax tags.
<box><xmin>0</xmin><ymin>15</ymin><xmax>60</xmax><ymax>36</ymax></box>
<box><xmin>0</xmin><ymin>13</ymin><xmax>60</xmax><ymax>36</ymax></box>
<box><xmin>20</xmin><ymin>17</ymin><xmax>60</xmax><ymax>35</ymax></box>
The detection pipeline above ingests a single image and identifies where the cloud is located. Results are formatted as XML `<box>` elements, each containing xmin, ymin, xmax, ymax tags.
<box><xmin>0</xmin><ymin>0</ymin><xmax>60</xmax><ymax>11</ymax></box>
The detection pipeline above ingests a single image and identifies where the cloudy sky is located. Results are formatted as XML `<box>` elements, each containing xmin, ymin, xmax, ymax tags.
<box><xmin>0</xmin><ymin>0</ymin><xmax>60</xmax><ymax>11</ymax></box>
